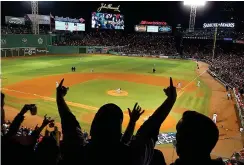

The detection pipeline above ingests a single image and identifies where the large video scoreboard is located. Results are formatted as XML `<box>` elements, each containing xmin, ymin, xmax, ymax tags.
<box><xmin>91</xmin><ymin>12</ymin><xmax>124</xmax><ymax>30</ymax></box>
<box><xmin>55</xmin><ymin>21</ymin><xmax>85</xmax><ymax>31</ymax></box>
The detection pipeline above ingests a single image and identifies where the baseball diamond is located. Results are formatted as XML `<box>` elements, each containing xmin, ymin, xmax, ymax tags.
<box><xmin>1</xmin><ymin>55</ymin><xmax>242</xmax><ymax>162</ymax></box>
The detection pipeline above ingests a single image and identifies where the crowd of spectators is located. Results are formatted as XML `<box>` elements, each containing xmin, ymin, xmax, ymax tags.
<box><xmin>113</xmin><ymin>34</ymin><xmax>177</xmax><ymax>55</ymax></box>
<box><xmin>53</xmin><ymin>31</ymin><xmax>128</xmax><ymax>46</ymax></box>
<box><xmin>53</xmin><ymin>32</ymin><xmax>177</xmax><ymax>55</ymax></box>
<box><xmin>2</xmin><ymin>77</ymin><xmax>230</xmax><ymax>165</ymax></box>
<box><xmin>183</xmin><ymin>42</ymin><xmax>244</xmax><ymax>90</ymax></box>
<box><xmin>183</xmin><ymin>28</ymin><xmax>238</xmax><ymax>40</ymax></box>
<box><xmin>207</xmin><ymin>54</ymin><xmax>244</xmax><ymax>89</ymax></box>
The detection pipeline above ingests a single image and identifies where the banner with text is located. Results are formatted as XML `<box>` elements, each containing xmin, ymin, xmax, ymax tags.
<box><xmin>135</xmin><ymin>25</ymin><xmax>172</xmax><ymax>33</ymax></box>
<box><xmin>54</xmin><ymin>16</ymin><xmax>85</xmax><ymax>23</ymax></box>
<box><xmin>5</xmin><ymin>16</ymin><xmax>25</xmax><ymax>25</ymax></box>
<box><xmin>27</xmin><ymin>14</ymin><xmax>50</xmax><ymax>25</ymax></box>
<box><xmin>134</xmin><ymin>25</ymin><xmax>147</xmax><ymax>32</ymax></box>
<box><xmin>203</xmin><ymin>23</ymin><xmax>235</xmax><ymax>28</ymax></box>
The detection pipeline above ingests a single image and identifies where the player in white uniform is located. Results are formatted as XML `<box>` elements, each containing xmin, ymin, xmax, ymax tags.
<box><xmin>56</xmin><ymin>82</ymin><xmax>59</xmax><ymax>88</ymax></box>
<box><xmin>177</xmin><ymin>82</ymin><xmax>181</xmax><ymax>89</ymax></box>
<box><xmin>197</xmin><ymin>81</ymin><xmax>201</xmax><ymax>87</ymax></box>
<box><xmin>91</xmin><ymin>68</ymin><xmax>94</xmax><ymax>73</ymax></box>
<box><xmin>212</xmin><ymin>113</ymin><xmax>217</xmax><ymax>124</ymax></box>
<box><xmin>227</xmin><ymin>92</ymin><xmax>231</xmax><ymax>100</ymax></box>
<box><xmin>116</xmin><ymin>88</ymin><xmax>121</xmax><ymax>94</ymax></box>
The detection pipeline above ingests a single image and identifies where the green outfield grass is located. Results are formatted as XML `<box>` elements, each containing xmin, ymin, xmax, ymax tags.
<box><xmin>2</xmin><ymin>55</ymin><xmax>211</xmax><ymax>133</ymax></box>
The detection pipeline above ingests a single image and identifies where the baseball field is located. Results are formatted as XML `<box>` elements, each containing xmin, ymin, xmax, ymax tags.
<box><xmin>1</xmin><ymin>54</ymin><xmax>242</xmax><ymax>162</ymax></box>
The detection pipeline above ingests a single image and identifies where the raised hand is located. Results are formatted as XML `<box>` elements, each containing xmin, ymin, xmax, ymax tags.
<box><xmin>163</xmin><ymin>77</ymin><xmax>177</xmax><ymax>101</ymax></box>
<box><xmin>128</xmin><ymin>103</ymin><xmax>145</xmax><ymax>123</ymax></box>
<box><xmin>57</xmin><ymin>78</ymin><xmax>69</xmax><ymax>97</ymax></box>
<box><xmin>19</xmin><ymin>104</ymin><xmax>36</xmax><ymax>115</ymax></box>
<box><xmin>41</xmin><ymin>114</ymin><xmax>54</xmax><ymax>127</ymax></box>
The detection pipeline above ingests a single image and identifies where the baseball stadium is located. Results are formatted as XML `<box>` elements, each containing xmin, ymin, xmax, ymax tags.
<box><xmin>1</xmin><ymin>1</ymin><xmax>244</xmax><ymax>165</ymax></box>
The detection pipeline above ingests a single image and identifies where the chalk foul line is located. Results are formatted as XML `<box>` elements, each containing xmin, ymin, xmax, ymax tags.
<box><xmin>1</xmin><ymin>88</ymin><xmax>98</xmax><ymax>111</ymax></box>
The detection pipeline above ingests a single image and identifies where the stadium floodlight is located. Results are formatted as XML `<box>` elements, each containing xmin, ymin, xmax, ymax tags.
<box><xmin>184</xmin><ymin>1</ymin><xmax>206</xmax><ymax>6</ymax></box>
<box><xmin>184</xmin><ymin>0</ymin><xmax>206</xmax><ymax>32</ymax></box>
<box><xmin>31</xmin><ymin>1</ymin><xmax>39</xmax><ymax>34</ymax></box>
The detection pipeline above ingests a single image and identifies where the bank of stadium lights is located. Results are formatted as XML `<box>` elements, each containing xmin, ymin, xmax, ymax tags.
<box><xmin>184</xmin><ymin>0</ymin><xmax>206</xmax><ymax>32</ymax></box>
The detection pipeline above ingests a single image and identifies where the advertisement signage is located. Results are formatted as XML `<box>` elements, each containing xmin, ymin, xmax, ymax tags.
<box><xmin>147</xmin><ymin>26</ymin><xmax>158</xmax><ymax>32</ymax></box>
<box><xmin>158</xmin><ymin>26</ymin><xmax>172</xmax><ymax>33</ymax></box>
<box><xmin>5</xmin><ymin>16</ymin><xmax>25</xmax><ymax>25</ymax></box>
<box><xmin>134</xmin><ymin>25</ymin><xmax>147</xmax><ymax>32</ymax></box>
<box><xmin>234</xmin><ymin>40</ymin><xmax>244</xmax><ymax>44</ymax></box>
<box><xmin>55</xmin><ymin>21</ymin><xmax>85</xmax><ymax>31</ymax></box>
<box><xmin>97</xmin><ymin>3</ymin><xmax>120</xmax><ymax>12</ymax></box>
<box><xmin>91</xmin><ymin>12</ymin><xmax>124</xmax><ymax>30</ymax></box>
<box><xmin>140</xmin><ymin>20</ymin><xmax>167</xmax><ymax>26</ymax></box>
<box><xmin>54</xmin><ymin>16</ymin><xmax>85</xmax><ymax>23</ymax></box>
<box><xmin>203</xmin><ymin>23</ymin><xmax>235</xmax><ymax>28</ymax></box>
<box><xmin>27</xmin><ymin>14</ymin><xmax>50</xmax><ymax>24</ymax></box>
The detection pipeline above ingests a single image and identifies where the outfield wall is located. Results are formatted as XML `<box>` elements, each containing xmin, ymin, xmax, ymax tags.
<box><xmin>1</xmin><ymin>34</ymin><xmax>51</xmax><ymax>48</ymax></box>
<box><xmin>47</xmin><ymin>46</ymin><xmax>109</xmax><ymax>54</ymax></box>
<box><xmin>0</xmin><ymin>34</ymin><xmax>112</xmax><ymax>57</ymax></box>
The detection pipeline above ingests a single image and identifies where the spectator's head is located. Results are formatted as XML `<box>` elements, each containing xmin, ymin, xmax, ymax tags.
<box><xmin>35</xmin><ymin>136</ymin><xmax>60</xmax><ymax>165</ymax></box>
<box><xmin>175</xmin><ymin>111</ymin><xmax>219</xmax><ymax>161</ymax></box>
<box><xmin>150</xmin><ymin>149</ymin><xmax>166</xmax><ymax>165</ymax></box>
<box><xmin>90</xmin><ymin>103</ymin><xmax>123</xmax><ymax>144</ymax></box>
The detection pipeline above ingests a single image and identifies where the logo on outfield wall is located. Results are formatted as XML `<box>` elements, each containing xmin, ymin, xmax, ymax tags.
<box><xmin>22</xmin><ymin>38</ymin><xmax>27</xmax><ymax>43</ymax></box>
<box><xmin>38</xmin><ymin>38</ymin><xmax>43</xmax><ymax>44</ymax></box>
<box><xmin>1</xmin><ymin>39</ymin><xmax>7</xmax><ymax>45</ymax></box>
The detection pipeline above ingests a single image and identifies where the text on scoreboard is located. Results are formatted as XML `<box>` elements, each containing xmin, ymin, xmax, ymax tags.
<box><xmin>55</xmin><ymin>21</ymin><xmax>85</xmax><ymax>31</ymax></box>
<box><xmin>135</xmin><ymin>25</ymin><xmax>172</xmax><ymax>33</ymax></box>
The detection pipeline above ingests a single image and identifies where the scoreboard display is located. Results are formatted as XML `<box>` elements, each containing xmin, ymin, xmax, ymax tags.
<box><xmin>55</xmin><ymin>21</ymin><xmax>85</xmax><ymax>31</ymax></box>
<box><xmin>134</xmin><ymin>25</ymin><xmax>147</xmax><ymax>32</ymax></box>
<box><xmin>147</xmin><ymin>26</ymin><xmax>158</xmax><ymax>32</ymax></box>
<box><xmin>135</xmin><ymin>25</ymin><xmax>172</xmax><ymax>33</ymax></box>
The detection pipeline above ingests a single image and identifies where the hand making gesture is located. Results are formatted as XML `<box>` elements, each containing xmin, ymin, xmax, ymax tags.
<box><xmin>57</xmin><ymin>78</ymin><xmax>69</xmax><ymax>97</ymax></box>
<box><xmin>41</xmin><ymin>114</ymin><xmax>54</xmax><ymax>127</ymax></box>
<box><xmin>128</xmin><ymin>103</ymin><xmax>145</xmax><ymax>123</ymax></box>
<box><xmin>163</xmin><ymin>77</ymin><xmax>177</xmax><ymax>101</ymax></box>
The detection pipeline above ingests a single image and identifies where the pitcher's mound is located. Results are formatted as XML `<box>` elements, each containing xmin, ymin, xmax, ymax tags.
<box><xmin>107</xmin><ymin>90</ymin><xmax>128</xmax><ymax>96</ymax></box>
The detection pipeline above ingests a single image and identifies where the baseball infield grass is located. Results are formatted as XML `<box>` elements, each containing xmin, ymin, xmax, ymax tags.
<box><xmin>2</xmin><ymin>55</ymin><xmax>211</xmax><ymax>133</ymax></box>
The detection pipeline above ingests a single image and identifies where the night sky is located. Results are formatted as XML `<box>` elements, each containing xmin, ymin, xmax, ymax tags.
<box><xmin>1</xmin><ymin>1</ymin><xmax>244</xmax><ymax>32</ymax></box>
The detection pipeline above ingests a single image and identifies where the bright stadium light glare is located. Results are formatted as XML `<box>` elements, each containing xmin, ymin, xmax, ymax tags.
<box><xmin>184</xmin><ymin>0</ymin><xmax>207</xmax><ymax>32</ymax></box>
<box><xmin>184</xmin><ymin>1</ymin><xmax>206</xmax><ymax>6</ymax></box>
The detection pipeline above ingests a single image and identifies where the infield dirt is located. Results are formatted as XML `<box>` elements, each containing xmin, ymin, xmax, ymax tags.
<box><xmin>3</xmin><ymin>62</ymin><xmax>242</xmax><ymax>163</ymax></box>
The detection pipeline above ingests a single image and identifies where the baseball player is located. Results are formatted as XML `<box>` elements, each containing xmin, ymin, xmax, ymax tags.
<box><xmin>56</xmin><ymin>82</ymin><xmax>59</xmax><ymax>88</ymax></box>
<box><xmin>91</xmin><ymin>68</ymin><xmax>94</xmax><ymax>73</ymax></box>
<box><xmin>212</xmin><ymin>113</ymin><xmax>217</xmax><ymax>124</ymax></box>
<box><xmin>152</xmin><ymin>64</ymin><xmax>156</xmax><ymax>73</ymax></box>
<box><xmin>197</xmin><ymin>81</ymin><xmax>201</xmax><ymax>87</ymax></box>
<box><xmin>227</xmin><ymin>92</ymin><xmax>231</xmax><ymax>100</ymax></box>
<box><xmin>177</xmin><ymin>82</ymin><xmax>181</xmax><ymax>89</ymax></box>
<box><xmin>116</xmin><ymin>88</ymin><xmax>121</xmax><ymax>94</ymax></box>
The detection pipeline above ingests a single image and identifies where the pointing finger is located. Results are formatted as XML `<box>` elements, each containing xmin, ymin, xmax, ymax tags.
<box><xmin>59</xmin><ymin>78</ymin><xmax>64</xmax><ymax>88</ymax></box>
<box><xmin>170</xmin><ymin>77</ymin><xmax>173</xmax><ymax>87</ymax></box>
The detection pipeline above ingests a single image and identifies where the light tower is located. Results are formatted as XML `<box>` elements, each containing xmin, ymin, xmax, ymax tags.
<box><xmin>184</xmin><ymin>1</ymin><xmax>206</xmax><ymax>32</ymax></box>
<box><xmin>31</xmin><ymin>1</ymin><xmax>39</xmax><ymax>34</ymax></box>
